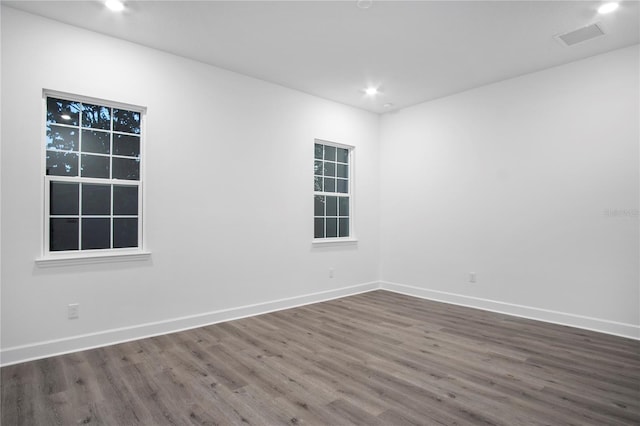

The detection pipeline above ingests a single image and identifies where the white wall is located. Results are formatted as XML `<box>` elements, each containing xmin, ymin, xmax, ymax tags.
<box><xmin>0</xmin><ymin>7</ymin><xmax>380</xmax><ymax>364</ymax></box>
<box><xmin>380</xmin><ymin>45</ymin><xmax>639</xmax><ymax>338</ymax></box>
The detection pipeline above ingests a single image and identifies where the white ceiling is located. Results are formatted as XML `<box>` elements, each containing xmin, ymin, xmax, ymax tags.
<box><xmin>4</xmin><ymin>0</ymin><xmax>639</xmax><ymax>114</ymax></box>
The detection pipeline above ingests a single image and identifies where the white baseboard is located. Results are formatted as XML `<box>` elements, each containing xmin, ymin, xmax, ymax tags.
<box><xmin>0</xmin><ymin>282</ymin><xmax>380</xmax><ymax>367</ymax></box>
<box><xmin>3</xmin><ymin>280</ymin><xmax>636</xmax><ymax>366</ymax></box>
<box><xmin>380</xmin><ymin>281</ymin><xmax>640</xmax><ymax>340</ymax></box>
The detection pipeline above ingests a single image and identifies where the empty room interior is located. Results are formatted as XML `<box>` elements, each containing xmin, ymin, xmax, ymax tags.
<box><xmin>1</xmin><ymin>0</ymin><xmax>639</xmax><ymax>424</ymax></box>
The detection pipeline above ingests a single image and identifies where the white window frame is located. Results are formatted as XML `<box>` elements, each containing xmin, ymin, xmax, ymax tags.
<box><xmin>37</xmin><ymin>90</ymin><xmax>150</xmax><ymax>266</ymax></box>
<box><xmin>313</xmin><ymin>139</ymin><xmax>357</xmax><ymax>245</ymax></box>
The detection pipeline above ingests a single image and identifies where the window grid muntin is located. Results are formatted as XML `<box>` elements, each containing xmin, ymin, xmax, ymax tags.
<box><xmin>46</xmin><ymin>98</ymin><xmax>141</xmax><ymax>181</ymax></box>
<box><xmin>44</xmin><ymin>93</ymin><xmax>143</xmax><ymax>255</ymax></box>
<box><xmin>313</xmin><ymin>141</ymin><xmax>352</xmax><ymax>240</ymax></box>
<box><xmin>46</xmin><ymin>178</ymin><xmax>141</xmax><ymax>252</ymax></box>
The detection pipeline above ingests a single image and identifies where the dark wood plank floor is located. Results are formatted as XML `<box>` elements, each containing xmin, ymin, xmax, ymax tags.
<box><xmin>2</xmin><ymin>290</ymin><xmax>639</xmax><ymax>425</ymax></box>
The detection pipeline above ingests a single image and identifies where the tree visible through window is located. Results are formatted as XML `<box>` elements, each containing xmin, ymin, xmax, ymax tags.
<box><xmin>314</xmin><ymin>140</ymin><xmax>352</xmax><ymax>239</ymax></box>
<box><xmin>44</xmin><ymin>93</ymin><xmax>144</xmax><ymax>254</ymax></box>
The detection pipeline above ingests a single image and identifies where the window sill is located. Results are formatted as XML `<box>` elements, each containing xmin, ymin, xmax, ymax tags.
<box><xmin>35</xmin><ymin>251</ymin><xmax>151</xmax><ymax>267</ymax></box>
<box><xmin>312</xmin><ymin>238</ymin><xmax>358</xmax><ymax>247</ymax></box>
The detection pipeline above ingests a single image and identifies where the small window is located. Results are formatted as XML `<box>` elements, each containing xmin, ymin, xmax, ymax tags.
<box><xmin>314</xmin><ymin>140</ymin><xmax>352</xmax><ymax>240</ymax></box>
<box><xmin>44</xmin><ymin>92</ymin><xmax>144</xmax><ymax>256</ymax></box>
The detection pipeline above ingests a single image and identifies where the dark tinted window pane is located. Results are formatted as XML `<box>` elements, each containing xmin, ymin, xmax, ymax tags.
<box><xmin>323</xmin><ymin>162</ymin><xmax>336</xmax><ymax>177</ymax></box>
<box><xmin>339</xmin><ymin>218</ymin><xmax>349</xmax><ymax>237</ymax></box>
<box><xmin>113</xmin><ymin>134</ymin><xmax>140</xmax><ymax>157</ymax></box>
<box><xmin>112</xmin><ymin>157</ymin><xmax>139</xmax><ymax>180</ymax></box>
<box><xmin>47</xmin><ymin>97</ymin><xmax>80</xmax><ymax>126</ymax></box>
<box><xmin>326</xmin><ymin>218</ymin><xmax>338</xmax><ymax>238</ymax></box>
<box><xmin>81</xmin><ymin>154</ymin><xmax>110</xmax><ymax>178</ymax></box>
<box><xmin>46</xmin><ymin>151</ymin><xmax>78</xmax><ymax>176</ymax></box>
<box><xmin>314</xmin><ymin>218</ymin><xmax>325</xmax><ymax>239</ymax></box>
<box><xmin>337</xmin><ymin>179</ymin><xmax>348</xmax><ymax>194</ymax></box>
<box><xmin>314</xmin><ymin>195</ymin><xmax>325</xmax><ymax>216</ymax></box>
<box><xmin>326</xmin><ymin>196</ymin><xmax>337</xmax><ymax>216</ymax></box>
<box><xmin>82</xmin><ymin>184</ymin><xmax>111</xmax><ymax>215</ymax></box>
<box><xmin>337</xmin><ymin>164</ymin><xmax>348</xmax><ymax>178</ymax></box>
<box><xmin>314</xmin><ymin>176</ymin><xmax>323</xmax><ymax>192</ymax></box>
<box><xmin>113</xmin><ymin>109</ymin><xmax>141</xmax><ymax>134</ymax></box>
<box><xmin>338</xmin><ymin>197</ymin><xmax>349</xmax><ymax>216</ymax></box>
<box><xmin>324</xmin><ymin>145</ymin><xmax>336</xmax><ymax>161</ymax></box>
<box><xmin>314</xmin><ymin>143</ymin><xmax>323</xmax><ymax>159</ymax></box>
<box><xmin>82</xmin><ymin>130</ymin><xmax>110</xmax><ymax>154</ymax></box>
<box><xmin>314</xmin><ymin>160</ymin><xmax>323</xmax><ymax>176</ymax></box>
<box><xmin>46</xmin><ymin>125</ymin><xmax>78</xmax><ymax>151</ymax></box>
<box><xmin>50</xmin><ymin>218</ymin><xmax>78</xmax><ymax>251</ymax></box>
<box><xmin>324</xmin><ymin>178</ymin><xmax>335</xmax><ymax>193</ymax></box>
<box><xmin>113</xmin><ymin>185</ymin><xmax>138</xmax><ymax>215</ymax></box>
<box><xmin>49</xmin><ymin>182</ymin><xmax>79</xmax><ymax>215</ymax></box>
<box><xmin>82</xmin><ymin>218</ymin><xmax>110</xmax><ymax>250</ymax></box>
<box><xmin>82</xmin><ymin>103</ymin><xmax>111</xmax><ymax>130</ymax></box>
<box><xmin>338</xmin><ymin>197</ymin><xmax>349</xmax><ymax>217</ymax></box>
<box><xmin>113</xmin><ymin>218</ymin><xmax>138</xmax><ymax>248</ymax></box>
<box><xmin>337</xmin><ymin>148</ymin><xmax>349</xmax><ymax>163</ymax></box>
<box><xmin>50</xmin><ymin>182</ymin><xmax>79</xmax><ymax>215</ymax></box>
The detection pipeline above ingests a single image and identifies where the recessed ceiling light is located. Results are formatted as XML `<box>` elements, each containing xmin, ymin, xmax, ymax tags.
<box><xmin>105</xmin><ymin>0</ymin><xmax>125</xmax><ymax>12</ymax></box>
<box><xmin>357</xmin><ymin>0</ymin><xmax>373</xmax><ymax>10</ymax></box>
<box><xmin>60</xmin><ymin>114</ymin><xmax>71</xmax><ymax>120</ymax></box>
<box><xmin>598</xmin><ymin>2</ymin><xmax>619</xmax><ymax>14</ymax></box>
<box><xmin>383</xmin><ymin>103</ymin><xmax>393</xmax><ymax>108</ymax></box>
<box><xmin>365</xmin><ymin>87</ymin><xmax>378</xmax><ymax>96</ymax></box>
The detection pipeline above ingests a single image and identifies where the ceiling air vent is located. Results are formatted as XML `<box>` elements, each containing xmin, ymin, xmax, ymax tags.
<box><xmin>556</xmin><ymin>23</ymin><xmax>605</xmax><ymax>47</ymax></box>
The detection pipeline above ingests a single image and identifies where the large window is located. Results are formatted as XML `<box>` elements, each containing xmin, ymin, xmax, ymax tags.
<box><xmin>43</xmin><ymin>92</ymin><xmax>144</xmax><ymax>255</ymax></box>
<box><xmin>313</xmin><ymin>140</ymin><xmax>352</xmax><ymax>240</ymax></box>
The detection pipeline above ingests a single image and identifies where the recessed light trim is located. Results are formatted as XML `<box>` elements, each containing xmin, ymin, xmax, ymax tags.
<box><xmin>365</xmin><ymin>87</ymin><xmax>378</xmax><ymax>96</ymax></box>
<box><xmin>598</xmin><ymin>2</ymin><xmax>619</xmax><ymax>14</ymax></box>
<box><xmin>105</xmin><ymin>0</ymin><xmax>125</xmax><ymax>12</ymax></box>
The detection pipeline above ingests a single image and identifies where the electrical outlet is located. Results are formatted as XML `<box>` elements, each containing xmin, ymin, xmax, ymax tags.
<box><xmin>329</xmin><ymin>267</ymin><xmax>334</xmax><ymax>278</ymax></box>
<box><xmin>68</xmin><ymin>303</ymin><xmax>79</xmax><ymax>319</ymax></box>
<box><xmin>469</xmin><ymin>272</ymin><xmax>477</xmax><ymax>283</ymax></box>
